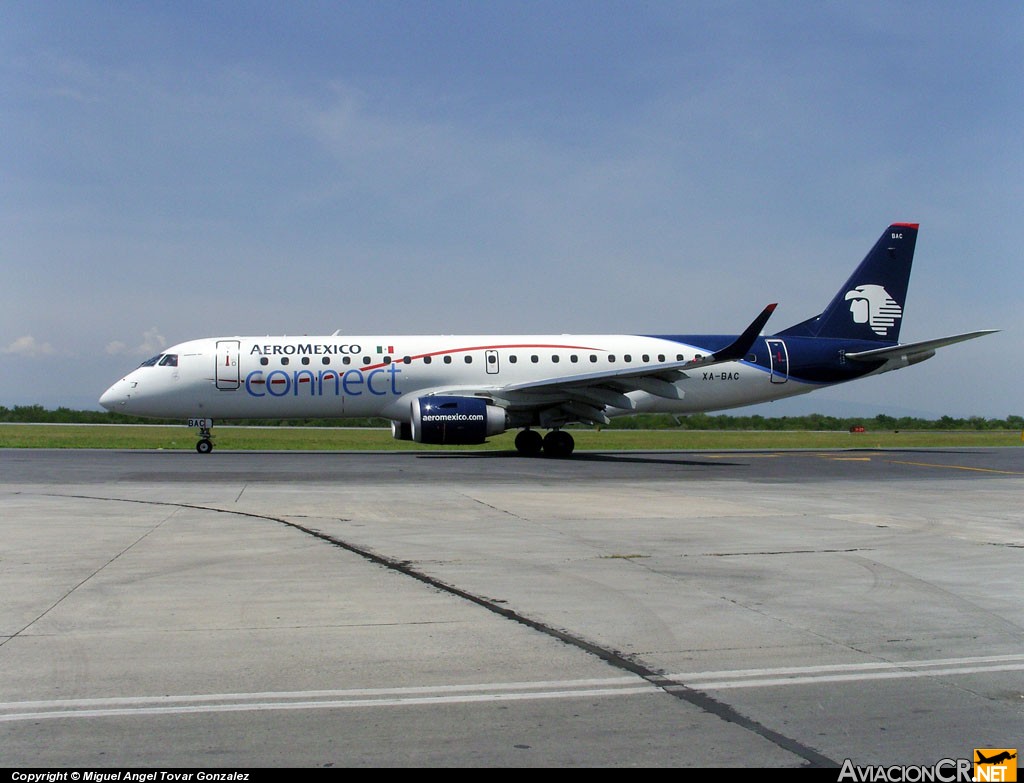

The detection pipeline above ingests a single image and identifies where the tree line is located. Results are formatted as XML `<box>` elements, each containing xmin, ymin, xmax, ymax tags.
<box><xmin>2</xmin><ymin>405</ymin><xmax>1021</xmax><ymax>431</ymax></box>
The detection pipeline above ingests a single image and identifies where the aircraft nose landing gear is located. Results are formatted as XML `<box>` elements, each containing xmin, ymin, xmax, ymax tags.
<box><xmin>189</xmin><ymin>417</ymin><xmax>214</xmax><ymax>454</ymax></box>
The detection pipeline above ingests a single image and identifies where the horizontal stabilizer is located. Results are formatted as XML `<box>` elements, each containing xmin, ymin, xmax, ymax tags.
<box><xmin>845</xmin><ymin>330</ymin><xmax>998</xmax><ymax>362</ymax></box>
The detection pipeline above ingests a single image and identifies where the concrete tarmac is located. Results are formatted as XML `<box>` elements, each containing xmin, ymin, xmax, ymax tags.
<box><xmin>1</xmin><ymin>447</ymin><xmax>1022</xmax><ymax>768</ymax></box>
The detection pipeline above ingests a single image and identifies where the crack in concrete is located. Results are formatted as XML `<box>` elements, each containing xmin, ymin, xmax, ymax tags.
<box><xmin>35</xmin><ymin>491</ymin><xmax>838</xmax><ymax>767</ymax></box>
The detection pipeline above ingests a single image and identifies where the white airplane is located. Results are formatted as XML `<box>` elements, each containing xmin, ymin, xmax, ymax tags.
<box><xmin>100</xmin><ymin>223</ymin><xmax>996</xmax><ymax>456</ymax></box>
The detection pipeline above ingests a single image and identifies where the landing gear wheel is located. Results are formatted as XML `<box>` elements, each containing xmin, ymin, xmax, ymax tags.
<box><xmin>542</xmin><ymin>430</ymin><xmax>575</xmax><ymax>458</ymax></box>
<box><xmin>514</xmin><ymin>429</ymin><xmax>544</xmax><ymax>456</ymax></box>
<box><xmin>194</xmin><ymin>420</ymin><xmax>214</xmax><ymax>454</ymax></box>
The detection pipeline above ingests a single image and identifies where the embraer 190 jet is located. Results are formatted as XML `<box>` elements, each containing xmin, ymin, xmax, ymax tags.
<box><xmin>100</xmin><ymin>224</ymin><xmax>996</xmax><ymax>456</ymax></box>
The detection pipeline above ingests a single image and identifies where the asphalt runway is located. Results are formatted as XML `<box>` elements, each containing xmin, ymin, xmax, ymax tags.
<box><xmin>2</xmin><ymin>447</ymin><xmax>1022</xmax><ymax>768</ymax></box>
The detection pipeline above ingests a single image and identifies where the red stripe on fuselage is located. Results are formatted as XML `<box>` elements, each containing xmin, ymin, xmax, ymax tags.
<box><xmin>358</xmin><ymin>342</ymin><xmax>604</xmax><ymax>371</ymax></box>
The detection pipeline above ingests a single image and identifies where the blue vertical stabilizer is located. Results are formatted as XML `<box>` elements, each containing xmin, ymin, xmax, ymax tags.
<box><xmin>779</xmin><ymin>223</ymin><xmax>918</xmax><ymax>342</ymax></box>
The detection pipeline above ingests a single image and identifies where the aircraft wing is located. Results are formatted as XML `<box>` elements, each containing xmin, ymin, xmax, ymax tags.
<box><xmin>474</xmin><ymin>304</ymin><xmax>778</xmax><ymax>425</ymax></box>
<box><xmin>844</xmin><ymin>330</ymin><xmax>999</xmax><ymax>363</ymax></box>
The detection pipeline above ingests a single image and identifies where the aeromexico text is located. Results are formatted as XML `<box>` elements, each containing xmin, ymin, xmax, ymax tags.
<box><xmin>251</xmin><ymin>343</ymin><xmax>363</xmax><ymax>356</ymax></box>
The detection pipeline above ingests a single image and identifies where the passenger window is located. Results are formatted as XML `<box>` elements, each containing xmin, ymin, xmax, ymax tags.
<box><xmin>624</xmin><ymin>354</ymin><xmax>632</xmax><ymax>363</ymax></box>
<box><xmin>444</xmin><ymin>356</ymin><xmax>452</xmax><ymax>364</ymax></box>
<box><xmin>642</xmin><ymin>354</ymin><xmax>650</xmax><ymax>362</ymax></box>
<box><xmin>552</xmin><ymin>355</ymin><xmax>560</xmax><ymax>363</ymax></box>
<box><xmin>322</xmin><ymin>357</ymin><xmax>330</xmax><ymax>365</ymax></box>
<box><xmin>608</xmin><ymin>355</ymin><xmax>616</xmax><ymax>362</ymax></box>
<box><xmin>590</xmin><ymin>355</ymin><xmax>598</xmax><ymax>363</ymax></box>
<box><xmin>362</xmin><ymin>356</ymin><xmax>371</xmax><ymax>365</ymax></box>
<box><xmin>281</xmin><ymin>357</ymin><xmax>290</xmax><ymax>366</ymax></box>
<box><xmin>260</xmin><ymin>357</ymin><xmax>269</xmax><ymax>366</ymax></box>
<box><xmin>301</xmin><ymin>357</ymin><xmax>310</xmax><ymax>365</ymax></box>
<box><xmin>570</xmin><ymin>355</ymin><xmax>578</xmax><ymax>363</ymax></box>
<box><xmin>342</xmin><ymin>356</ymin><xmax>351</xmax><ymax>365</ymax></box>
<box><xmin>464</xmin><ymin>355</ymin><xmax>472</xmax><ymax>363</ymax></box>
<box><xmin>423</xmin><ymin>356</ymin><xmax>432</xmax><ymax>364</ymax></box>
<box><xmin>531</xmin><ymin>355</ymin><xmax>539</xmax><ymax>363</ymax></box>
<box><xmin>383</xmin><ymin>356</ymin><xmax>391</xmax><ymax>364</ymax></box>
<box><xmin>509</xmin><ymin>355</ymin><xmax>517</xmax><ymax>364</ymax></box>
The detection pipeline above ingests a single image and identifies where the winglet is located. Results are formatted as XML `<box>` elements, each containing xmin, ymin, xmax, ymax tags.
<box><xmin>710</xmin><ymin>303</ymin><xmax>777</xmax><ymax>363</ymax></box>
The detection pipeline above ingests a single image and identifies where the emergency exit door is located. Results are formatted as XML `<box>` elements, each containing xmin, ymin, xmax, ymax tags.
<box><xmin>485</xmin><ymin>349</ymin><xmax>500</xmax><ymax>374</ymax></box>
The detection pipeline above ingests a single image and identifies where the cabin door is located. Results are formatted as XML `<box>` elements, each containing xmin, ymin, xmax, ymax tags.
<box><xmin>766</xmin><ymin>338</ymin><xmax>789</xmax><ymax>384</ymax></box>
<box><xmin>215</xmin><ymin>340</ymin><xmax>241</xmax><ymax>390</ymax></box>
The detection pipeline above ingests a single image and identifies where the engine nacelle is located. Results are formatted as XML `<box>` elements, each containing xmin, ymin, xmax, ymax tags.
<box><xmin>409</xmin><ymin>396</ymin><xmax>507</xmax><ymax>445</ymax></box>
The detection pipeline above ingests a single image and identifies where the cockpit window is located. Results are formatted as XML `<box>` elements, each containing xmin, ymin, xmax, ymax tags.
<box><xmin>139</xmin><ymin>353</ymin><xmax>178</xmax><ymax>367</ymax></box>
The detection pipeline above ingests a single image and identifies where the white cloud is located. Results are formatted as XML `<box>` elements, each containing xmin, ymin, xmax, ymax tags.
<box><xmin>105</xmin><ymin>327</ymin><xmax>166</xmax><ymax>357</ymax></box>
<box><xmin>3</xmin><ymin>335</ymin><xmax>56</xmax><ymax>356</ymax></box>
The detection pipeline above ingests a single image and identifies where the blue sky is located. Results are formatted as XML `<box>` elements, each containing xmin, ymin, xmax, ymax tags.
<box><xmin>3</xmin><ymin>1</ymin><xmax>1021</xmax><ymax>417</ymax></box>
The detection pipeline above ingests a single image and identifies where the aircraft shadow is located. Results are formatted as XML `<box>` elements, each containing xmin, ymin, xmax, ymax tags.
<box><xmin>415</xmin><ymin>451</ymin><xmax>745</xmax><ymax>467</ymax></box>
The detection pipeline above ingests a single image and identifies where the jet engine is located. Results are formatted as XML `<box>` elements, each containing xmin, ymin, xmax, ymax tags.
<box><xmin>403</xmin><ymin>395</ymin><xmax>507</xmax><ymax>445</ymax></box>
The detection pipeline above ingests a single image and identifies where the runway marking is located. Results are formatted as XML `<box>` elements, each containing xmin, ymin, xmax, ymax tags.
<box><xmin>888</xmin><ymin>460</ymin><xmax>1024</xmax><ymax>476</ymax></box>
<box><xmin>705</xmin><ymin>453</ymin><xmax>780</xmax><ymax>459</ymax></box>
<box><xmin>1</xmin><ymin>654</ymin><xmax>1019</xmax><ymax>723</ymax></box>
<box><xmin>0</xmin><ymin>678</ymin><xmax>654</xmax><ymax>722</ymax></box>
<box><xmin>670</xmin><ymin>653</ymin><xmax>1024</xmax><ymax>689</ymax></box>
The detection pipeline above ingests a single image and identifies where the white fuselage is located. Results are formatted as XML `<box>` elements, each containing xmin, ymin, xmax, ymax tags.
<box><xmin>99</xmin><ymin>334</ymin><xmax>810</xmax><ymax>422</ymax></box>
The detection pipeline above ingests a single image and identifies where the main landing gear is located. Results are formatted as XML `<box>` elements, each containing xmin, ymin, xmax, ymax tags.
<box><xmin>191</xmin><ymin>418</ymin><xmax>214</xmax><ymax>454</ymax></box>
<box><xmin>514</xmin><ymin>428</ymin><xmax>575</xmax><ymax>458</ymax></box>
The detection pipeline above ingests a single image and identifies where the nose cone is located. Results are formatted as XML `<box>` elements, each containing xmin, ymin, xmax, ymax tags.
<box><xmin>99</xmin><ymin>379</ymin><xmax>130</xmax><ymax>411</ymax></box>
